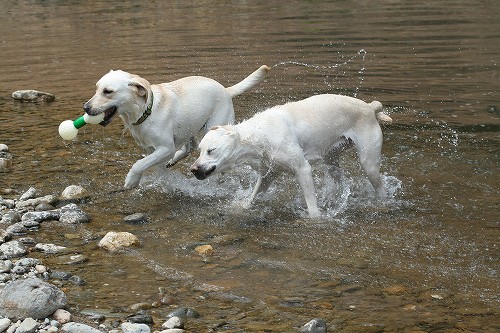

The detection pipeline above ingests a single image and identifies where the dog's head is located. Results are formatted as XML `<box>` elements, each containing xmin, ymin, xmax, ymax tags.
<box><xmin>83</xmin><ymin>70</ymin><xmax>152</xmax><ymax>126</ymax></box>
<box><xmin>190</xmin><ymin>126</ymin><xmax>241</xmax><ymax>180</ymax></box>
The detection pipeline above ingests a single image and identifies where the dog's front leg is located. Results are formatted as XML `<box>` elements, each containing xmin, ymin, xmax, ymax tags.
<box><xmin>125</xmin><ymin>147</ymin><xmax>173</xmax><ymax>189</ymax></box>
<box><xmin>295</xmin><ymin>160</ymin><xmax>321</xmax><ymax>218</ymax></box>
<box><xmin>246</xmin><ymin>168</ymin><xmax>275</xmax><ymax>208</ymax></box>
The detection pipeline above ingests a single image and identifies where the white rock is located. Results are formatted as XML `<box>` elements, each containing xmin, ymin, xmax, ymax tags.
<box><xmin>53</xmin><ymin>308</ymin><xmax>72</xmax><ymax>324</ymax></box>
<box><xmin>98</xmin><ymin>231</ymin><xmax>140</xmax><ymax>251</ymax></box>
<box><xmin>162</xmin><ymin>316</ymin><xmax>184</xmax><ymax>329</ymax></box>
<box><xmin>120</xmin><ymin>322</ymin><xmax>150</xmax><ymax>333</ymax></box>
<box><xmin>35</xmin><ymin>264</ymin><xmax>48</xmax><ymax>274</ymax></box>
<box><xmin>61</xmin><ymin>185</ymin><xmax>88</xmax><ymax>200</ymax></box>
<box><xmin>16</xmin><ymin>318</ymin><xmax>39</xmax><ymax>333</ymax></box>
<box><xmin>61</xmin><ymin>322</ymin><xmax>102</xmax><ymax>333</ymax></box>
<box><xmin>19</xmin><ymin>187</ymin><xmax>37</xmax><ymax>201</ymax></box>
<box><xmin>35</xmin><ymin>243</ymin><xmax>67</xmax><ymax>254</ymax></box>
<box><xmin>0</xmin><ymin>318</ymin><xmax>12</xmax><ymax>332</ymax></box>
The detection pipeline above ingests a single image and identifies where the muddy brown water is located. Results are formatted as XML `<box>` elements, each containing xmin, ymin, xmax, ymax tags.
<box><xmin>0</xmin><ymin>1</ymin><xmax>498</xmax><ymax>332</ymax></box>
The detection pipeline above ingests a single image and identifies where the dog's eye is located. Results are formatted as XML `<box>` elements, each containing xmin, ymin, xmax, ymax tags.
<box><xmin>103</xmin><ymin>89</ymin><xmax>113</xmax><ymax>95</ymax></box>
<box><xmin>207</xmin><ymin>148</ymin><xmax>216</xmax><ymax>155</ymax></box>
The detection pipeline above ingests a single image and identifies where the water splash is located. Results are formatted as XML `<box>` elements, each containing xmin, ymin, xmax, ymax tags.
<box><xmin>272</xmin><ymin>49</ymin><xmax>368</xmax><ymax>96</ymax></box>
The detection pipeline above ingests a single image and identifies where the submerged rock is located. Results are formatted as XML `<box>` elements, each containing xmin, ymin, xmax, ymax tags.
<box><xmin>12</xmin><ymin>90</ymin><xmax>55</xmax><ymax>103</ymax></box>
<box><xmin>300</xmin><ymin>318</ymin><xmax>327</xmax><ymax>333</ymax></box>
<box><xmin>98</xmin><ymin>231</ymin><xmax>140</xmax><ymax>251</ymax></box>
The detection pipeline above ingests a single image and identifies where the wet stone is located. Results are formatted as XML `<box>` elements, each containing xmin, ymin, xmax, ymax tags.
<box><xmin>16</xmin><ymin>318</ymin><xmax>38</xmax><ymax>333</ymax></box>
<box><xmin>68</xmin><ymin>275</ymin><xmax>86</xmax><ymax>285</ymax></box>
<box><xmin>22</xmin><ymin>210</ymin><xmax>60</xmax><ymax>223</ymax></box>
<box><xmin>0</xmin><ymin>240</ymin><xmax>27</xmax><ymax>259</ymax></box>
<box><xmin>123</xmin><ymin>213</ymin><xmax>149</xmax><ymax>224</ymax></box>
<box><xmin>21</xmin><ymin>219</ymin><xmax>40</xmax><ymax>229</ymax></box>
<box><xmin>59</xmin><ymin>207</ymin><xmax>91</xmax><ymax>224</ymax></box>
<box><xmin>127</xmin><ymin>310</ymin><xmax>154</xmax><ymax>324</ymax></box>
<box><xmin>62</xmin><ymin>322</ymin><xmax>102</xmax><ymax>333</ymax></box>
<box><xmin>15</xmin><ymin>257</ymin><xmax>42</xmax><ymax>267</ymax></box>
<box><xmin>50</xmin><ymin>270</ymin><xmax>73</xmax><ymax>280</ymax></box>
<box><xmin>57</xmin><ymin>254</ymin><xmax>89</xmax><ymax>265</ymax></box>
<box><xmin>0</xmin><ymin>259</ymin><xmax>13</xmax><ymax>273</ymax></box>
<box><xmin>0</xmin><ymin>277</ymin><xmax>67</xmax><ymax>319</ymax></box>
<box><xmin>0</xmin><ymin>318</ymin><xmax>11</xmax><ymax>332</ymax></box>
<box><xmin>19</xmin><ymin>187</ymin><xmax>37</xmax><ymax>201</ymax></box>
<box><xmin>300</xmin><ymin>318</ymin><xmax>327</xmax><ymax>333</ymax></box>
<box><xmin>162</xmin><ymin>316</ymin><xmax>184</xmax><ymax>330</ymax></box>
<box><xmin>0</xmin><ymin>229</ymin><xmax>11</xmax><ymax>243</ymax></box>
<box><xmin>1</xmin><ymin>211</ymin><xmax>21</xmax><ymax>224</ymax></box>
<box><xmin>35</xmin><ymin>202</ymin><xmax>55</xmax><ymax>211</ymax></box>
<box><xmin>6</xmin><ymin>222</ymin><xmax>28</xmax><ymax>235</ymax></box>
<box><xmin>35</xmin><ymin>243</ymin><xmax>68</xmax><ymax>254</ymax></box>
<box><xmin>12</xmin><ymin>90</ymin><xmax>55</xmax><ymax>102</ymax></box>
<box><xmin>11</xmin><ymin>265</ymin><xmax>27</xmax><ymax>274</ymax></box>
<box><xmin>166</xmin><ymin>307</ymin><xmax>200</xmax><ymax>319</ymax></box>
<box><xmin>121</xmin><ymin>322</ymin><xmax>151</xmax><ymax>333</ymax></box>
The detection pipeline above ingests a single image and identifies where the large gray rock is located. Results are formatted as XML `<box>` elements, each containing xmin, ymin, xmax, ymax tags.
<box><xmin>0</xmin><ymin>277</ymin><xmax>67</xmax><ymax>319</ymax></box>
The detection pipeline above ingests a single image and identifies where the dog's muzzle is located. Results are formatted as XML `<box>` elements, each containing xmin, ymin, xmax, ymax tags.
<box><xmin>83</xmin><ymin>103</ymin><xmax>117</xmax><ymax>127</ymax></box>
<box><xmin>190</xmin><ymin>164</ymin><xmax>216</xmax><ymax>180</ymax></box>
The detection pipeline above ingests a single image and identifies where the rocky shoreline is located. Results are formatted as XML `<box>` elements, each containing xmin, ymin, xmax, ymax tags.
<box><xmin>0</xmin><ymin>142</ymin><xmax>325</xmax><ymax>333</ymax></box>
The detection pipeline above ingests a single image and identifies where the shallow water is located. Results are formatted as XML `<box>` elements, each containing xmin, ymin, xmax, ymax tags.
<box><xmin>0</xmin><ymin>1</ymin><xmax>499</xmax><ymax>332</ymax></box>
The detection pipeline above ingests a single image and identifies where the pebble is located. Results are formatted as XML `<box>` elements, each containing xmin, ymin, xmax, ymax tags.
<box><xmin>194</xmin><ymin>244</ymin><xmax>213</xmax><ymax>256</ymax></box>
<box><xmin>53</xmin><ymin>309</ymin><xmax>72</xmax><ymax>324</ymax></box>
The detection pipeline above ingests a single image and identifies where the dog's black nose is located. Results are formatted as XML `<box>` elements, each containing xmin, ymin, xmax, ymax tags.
<box><xmin>83</xmin><ymin>103</ymin><xmax>91</xmax><ymax>114</ymax></box>
<box><xmin>190</xmin><ymin>165</ymin><xmax>206</xmax><ymax>180</ymax></box>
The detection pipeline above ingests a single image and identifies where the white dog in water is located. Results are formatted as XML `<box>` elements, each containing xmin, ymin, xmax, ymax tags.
<box><xmin>190</xmin><ymin>94</ymin><xmax>392</xmax><ymax>218</ymax></box>
<box><xmin>83</xmin><ymin>65</ymin><xmax>269</xmax><ymax>189</ymax></box>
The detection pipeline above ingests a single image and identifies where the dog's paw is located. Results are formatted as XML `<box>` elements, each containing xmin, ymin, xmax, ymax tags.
<box><xmin>124</xmin><ymin>174</ymin><xmax>140</xmax><ymax>189</ymax></box>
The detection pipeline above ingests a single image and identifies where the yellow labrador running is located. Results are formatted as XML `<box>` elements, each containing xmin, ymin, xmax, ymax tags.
<box><xmin>190</xmin><ymin>94</ymin><xmax>392</xmax><ymax>218</ymax></box>
<box><xmin>83</xmin><ymin>65</ymin><xmax>269</xmax><ymax>189</ymax></box>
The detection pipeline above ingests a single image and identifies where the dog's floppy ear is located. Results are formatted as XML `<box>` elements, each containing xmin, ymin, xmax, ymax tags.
<box><xmin>127</xmin><ymin>76</ymin><xmax>151</xmax><ymax>99</ymax></box>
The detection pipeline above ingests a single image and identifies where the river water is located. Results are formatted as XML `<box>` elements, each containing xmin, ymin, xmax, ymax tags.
<box><xmin>0</xmin><ymin>1</ymin><xmax>498</xmax><ymax>332</ymax></box>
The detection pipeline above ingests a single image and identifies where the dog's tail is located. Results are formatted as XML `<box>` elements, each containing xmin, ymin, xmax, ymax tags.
<box><xmin>226</xmin><ymin>65</ymin><xmax>270</xmax><ymax>97</ymax></box>
<box><xmin>370</xmin><ymin>100</ymin><xmax>393</xmax><ymax>125</ymax></box>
